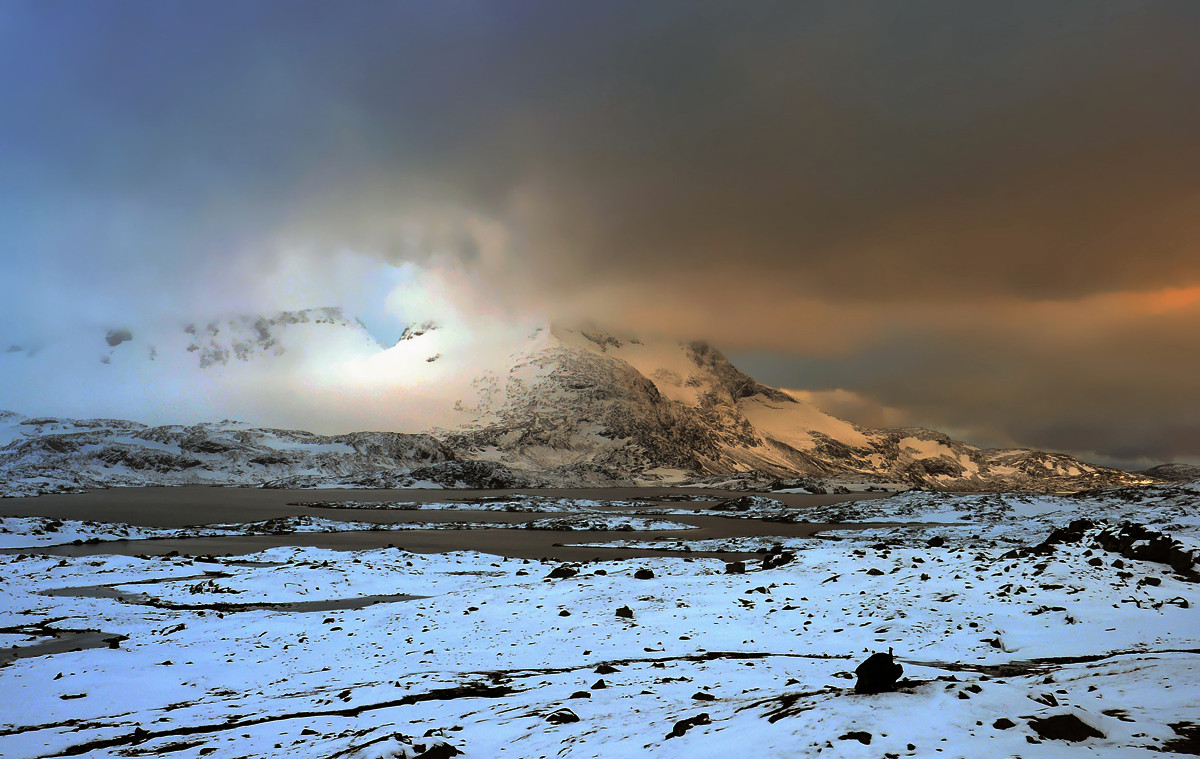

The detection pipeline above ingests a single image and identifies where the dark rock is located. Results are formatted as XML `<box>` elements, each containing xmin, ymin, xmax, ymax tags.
<box><xmin>1164</xmin><ymin>722</ymin><xmax>1200</xmax><ymax>754</ymax></box>
<box><xmin>105</xmin><ymin>328</ymin><xmax>133</xmax><ymax>347</ymax></box>
<box><xmin>667</xmin><ymin>712</ymin><xmax>711</xmax><ymax>739</ymax></box>
<box><xmin>413</xmin><ymin>743</ymin><xmax>462</xmax><ymax>759</ymax></box>
<box><xmin>546</xmin><ymin>708</ymin><xmax>580</xmax><ymax>724</ymax></box>
<box><xmin>692</xmin><ymin>691</ymin><xmax>716</xmax><ymax>701</ymax></box>
<box><xmin>854</xmin><ymin>648</ymin><xmax>904</xmax><ymax>694</ymax></box>
<box><xmin>838</xmin><ymin>731</ymin><xmax>872</xmax><ymax>745</ymax></box>
<box><xmin>758</xmin><ymin>552</ymin><xmax>796</xmax><ymax>569</ymax></box>
<box><xmin>546</xmin><ymin>565</ymin><xmax>579</xmax><ymax>580</ymax></box>
<box><xmin>1028</xmin><ymin>714</ymin><xmax>1105</xmax><ymax>742</ymax></box>
<box><xmin>866</xmin><ymin>568</ymin><xmax>885</xmax><ymax>576</ymax></box>
<box><xmin>927</xmin><ymin>536</ymin><xmax>945</xmax><ymax>548</ymax></box>
<box><xmin>591</xmin><ymin>679</ymin><xmax>606</xmax><ymax>689</ymax></box>
<box><xmin>1044</xmin><ymin>519</ymin><xmax>1096</xmax><ymax>546</ymax></box>
<box><xmin>569</xmin><ymin>690</ymin><xmax>591</xmax><ymax>699</ymax></box>
<box><xmin>615</xmin><ymin>605</ymin><xmax>634</xmax><ymax>619</ymax></box>
<box><xmin>993</xmin><ymin>718</ymin><xmax>1017</xmax><ymax>730</ymax></box>
<box><xmin>725</xmin><ymin>561</ymin><xmax>746</xmax><ymax>574</ymax></box>
<box><xmin>594</xmin><ymin>664</ymin><xmax>619</xmax><ymax>674</ymax></box>
<box><xmin>634</xmin><ymin>568</ymin><xmax>655</xmax><ymax>580</ymax></box>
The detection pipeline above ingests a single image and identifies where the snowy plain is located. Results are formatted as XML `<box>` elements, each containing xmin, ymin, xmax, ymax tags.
<box><xmin>1</xmin><ymin>484</ymin><xmax>1198</xmax><ymax>758</ymax></box>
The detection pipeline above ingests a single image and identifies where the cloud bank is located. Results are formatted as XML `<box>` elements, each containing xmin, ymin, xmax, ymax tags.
<box><xmin>1</xmin><ymin>1</ymin><xmax>1198</xmax><ymax>465</ymax></box>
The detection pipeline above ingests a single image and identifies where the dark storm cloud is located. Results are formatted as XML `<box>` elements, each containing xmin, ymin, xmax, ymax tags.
<box><xmin>6</xmin><ymin>2</ymin><xmax>1199</xmax><ymax>300</ymax></box>
<box><xmin>2</xmin><ymin>1</ymin><xmax>1198</xmax><ymax>463</ymax></box>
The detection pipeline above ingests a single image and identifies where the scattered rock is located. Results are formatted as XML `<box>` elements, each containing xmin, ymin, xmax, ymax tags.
<box><xmin>634</xmin><ymin>568</ymin><xmax>655</xmax><ymax>580</ymax></box>
<box><xmin>725</xmin><ymin>561</ymin><xmax>746</xmax><ymax>574</ymax></box>
<box><xmin>569</xmin><ymin>690</ymin><xmax>591</xmax><ymax>699</ymax></box>
<box><xmin>413</xmin><ymin>743</ymin><xmax>462</xmax><ymax>759</ymax></box>
<box><xmin>1028</xmin><ymin>714</ymin><xmax>1106</xmax><ymax>742</ymax></box>
<box><xmin>615</xmin><ymin>605</ymin><xmax>634</xmax><ymax>619</ymax></box>
<box><xmin>591</xmin><ymin>679</ymin><xmax>606</xmax><ymax>689</ymax></box>
<box><xmin>594</xmin><ymin>664</ymin><xmax>619</xmax><ymax>675</ymax></box>
<box><xmin>993</xmin><ymin>718</ymin><xmax>1016</xmax><ymax>730</ymax></box>
<box><xmin>546</xmin><ymin>565</ymin><xmax>579</xmax><ymax>580</ymax></box>
<box><xmin>692</xmin><ymin>691</ymin><xmax>716</xmax><ymax>701</ymax></box>
<box><xmin>546</xmin><ymin>708</ymin><xmax>580</xmax><ymax>724</ymax></box>
<box><xmin>1094</xmin><ymin>522</ymin><xmax>1198</xmax><ymax>578</ymax></box>
<box><xmin>838</xmin><ymin>731</ymin><xmax>873</xmax><ymax>745</ymax></box>
<box><xmin>854</xmin><ymin>648</ymin><xmax>904</xmax><ymax>694</ymax></box>
<box><xmin>667</xmin><ymin>712</ymin><xmax>711</xmax><ymax>739</ymax></box>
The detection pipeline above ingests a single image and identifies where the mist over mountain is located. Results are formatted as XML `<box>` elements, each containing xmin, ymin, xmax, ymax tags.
<box><xmin>0</xmin><ymin>307</ymin><xmax>1155</xmax><ymax>495</ymax></box>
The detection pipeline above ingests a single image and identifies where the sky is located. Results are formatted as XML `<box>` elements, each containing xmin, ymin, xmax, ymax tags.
<box><xmin>1</xmin><ymin>1</ymin><xmax>1198</xmax><ymax>467</ymax></box>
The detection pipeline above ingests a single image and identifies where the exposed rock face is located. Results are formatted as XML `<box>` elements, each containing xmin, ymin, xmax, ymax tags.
<box><xmin>182</xmin><ymin>307</ymin><xmax>371</xmax><ymax>368</ymax></box>
<box><xmin>437</xmin><ymin>326</ymin><xmax>1152</xmax><ymax>492</ymax></box>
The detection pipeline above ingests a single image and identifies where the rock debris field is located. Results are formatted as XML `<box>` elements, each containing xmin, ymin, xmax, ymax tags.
<box><xmin>2</xmin><ymin>483</ymin><xmax>1199</xmax><ymax>758</ymax></box>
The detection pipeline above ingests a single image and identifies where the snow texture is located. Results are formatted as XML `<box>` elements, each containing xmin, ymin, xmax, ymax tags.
<box><xmin>2</xmin><ymin>484</ymin><xmax>1199</xmax><ymax>757</ymax></box>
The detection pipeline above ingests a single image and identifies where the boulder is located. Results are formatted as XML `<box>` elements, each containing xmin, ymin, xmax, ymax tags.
<box><xmin>838</xmin><ymin>731</ymin><xmax>872</xmax><ymax>745</ymax></box>
<box><xmin>1028</xmin><ymin>714</ymin><xmax>1105</xmax><ymax>742</ymax></box>
<box><xmin>854</xmin><ymin>648</ymin><xmax>904</xmax><ymax>694</ymax></box>
<box><xmin>546</xmin><ymin>708</ymin><xmax>580</xmax><ymax>724</ymax></box>
<box><xmin>546</xmin><ymin>565</ymin><xmax>578</xmax><ymax>580</ymax></box>
<box><xmin>667</xmin><ymin>712</ymin><xmax>711</xmax><ymax>739</ymax></box>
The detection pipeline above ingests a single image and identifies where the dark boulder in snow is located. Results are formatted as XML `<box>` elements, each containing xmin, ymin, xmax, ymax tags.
<box><xmin>545</xmin><ymin>565</ymin><xmax>579</xmax><ymax>580</ymax></box>
<box><xmin>546</xmin><ymin>708</ymin><xmax>580</xmax><ymax>724</ymax></box>
<box><xmin>615</xmin><ymin>605</ymin><xmax>634</xmax><ymax>619</ymax></box>
<box><xmin>854</xmin><ymin>648</ymin><xmax>903</xmax><ymax>694</ymax></box>
<box><xmin>105</xmin><ymin>328</ymin><xmax>133</xmax><ymax>347</ymax></box>
<box><xmin>412</xmin><ymin>743</ymin><xmax>462</xmax><ymax>759</ymax></box>
<box><xmin>634</xmin><ymin>568</ymin><xmax>655</xmax><ymax>579</ymax></box>
<box><xmin>667</xmin><ymin>712</ymin><xmax>711</xmax><ymax>739</ymax></box>
<box><xmin>838</xmin><ymin>731</ymin><xmax>872</xmax><ymax>745</ymax></box>
<box><xmin>1028</xmin><ymin>714</ymin><xmax>1105</xmax><ymax>742</ymax></box>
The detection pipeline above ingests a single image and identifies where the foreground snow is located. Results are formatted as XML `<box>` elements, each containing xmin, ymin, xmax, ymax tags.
<box><xmin>2</xmin><ymin>486</ymin><xmax>1199</xmax><ymax>757</ymax></box>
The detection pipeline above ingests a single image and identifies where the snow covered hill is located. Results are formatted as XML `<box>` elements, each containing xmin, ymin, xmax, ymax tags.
<box><xmin>0</xmin><ymin>313</ymin><xmax>1156</xmax><ymax>495</ymax></box>
<box><xmin>0</xmin><ymin>412</ymin><xmax>456</xmax><ymax>497</ymax></box>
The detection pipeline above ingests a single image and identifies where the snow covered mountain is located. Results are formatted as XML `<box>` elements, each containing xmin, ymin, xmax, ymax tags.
<box><xmin>435</xmin><ymin>325</ymin><xmax>1151</xmax><ymax>491</ymax></box>
<box><xmin>0</xmin><ymin>312</ymin><xmax>1155</xmax><ymax>494</ymax></box>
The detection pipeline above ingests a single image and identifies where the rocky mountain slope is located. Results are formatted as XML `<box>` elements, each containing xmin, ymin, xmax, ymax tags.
<box><xmin>437</xmin><ymin>326</ymin><xmax>1152</xmax><ymax>492</ymax></box>
<box><xmin>0</xmin><ymin>313</ymin><xmax>1159</xmax><ymax>495</ymax></box>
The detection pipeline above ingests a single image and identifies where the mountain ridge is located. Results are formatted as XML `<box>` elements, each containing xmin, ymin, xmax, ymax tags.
<box><xmin>0</xmin><ymin>311</ymin><xmax>1159</xmax><ymax>495</ymax></box>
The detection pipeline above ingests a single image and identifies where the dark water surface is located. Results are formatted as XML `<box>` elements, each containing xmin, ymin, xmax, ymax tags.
<box><xmin>1</xmin><ymin>486</ymin><xmax>894</xmax><ymax>561</ymax></box>
<box><xmin>0</xmin><ymin>486</ymin><xmax>883</xmax><ymax>526</ymax></box>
